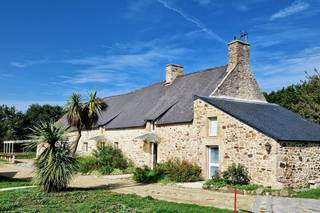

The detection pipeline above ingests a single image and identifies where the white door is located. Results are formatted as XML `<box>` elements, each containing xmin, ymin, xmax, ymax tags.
<box><xmin>208</xmin><ymin>147</ymin><xmax>219</xmax><ymax>178</ymax></box>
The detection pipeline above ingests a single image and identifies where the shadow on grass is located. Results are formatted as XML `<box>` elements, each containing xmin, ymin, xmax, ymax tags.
<box><xmin>0</xmin><ymin>172</ymin><xmax>32</xmax><ymax>181</ymax></box>
<box><xmin>66</xmin><ymin>182</ymin><xmax>148</xmax><ymax>192</ymax></box>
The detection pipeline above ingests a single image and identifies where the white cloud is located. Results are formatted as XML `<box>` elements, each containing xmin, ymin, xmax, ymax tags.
<box><xmin>193</xmin><ymin>0</ymin><xmax>211</xmax><ymax>6</ymax></box>
<box><xmin>10</xmin><ymin>59</ymin><xmax>50</xmax><ymax>68</ymax></box>
<box><xmin>270</xmin><ymin>0</ymin><xmax>309</xmax><ymax>21</ymax></box>
<box><xmin>157</xmin><ymin>0</ymin><xmax>225</xmax><ymax>44</ymax></box>
<box><xmin>236</xmin><ymin>4</ymin><xmax>249</xmax><ymax>12</ymax></box>
<box><xmin>62</xmin><ymin>40</ymin><xmax>190</xmax><ymax>84</ymax></box>
<box><xmin>254</xmin><ymin>46</ymin><xmax>320</xmax><ymax>91</ymax></box>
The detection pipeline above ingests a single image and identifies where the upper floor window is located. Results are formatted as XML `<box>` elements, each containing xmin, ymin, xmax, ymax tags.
<box><xmin>208</xmin><ymin>117</ymin><xmax>218</xmax><ymax>136</ymax></box>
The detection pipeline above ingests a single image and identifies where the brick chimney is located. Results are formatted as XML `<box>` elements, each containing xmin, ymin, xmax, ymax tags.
<box><xmin>165</xmin><ymin>64</ymin><xmax>183</xmax><ymax>85</ymax></box>
<box><xmin>228</xmin><ymin>40</ymin><xmax>250</xmax><ymax>70</ymax></box>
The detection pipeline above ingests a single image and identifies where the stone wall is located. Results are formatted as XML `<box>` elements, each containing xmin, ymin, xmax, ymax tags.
<box><xmin>213</xmin><ymin>64</ymin><xmax>266</xmax><ymax>101</ymax></box>
<box><xmin>277</xmin><ymin>142</ymin><xmax>320</xmax><ymax>188</ymax></box>
<box><xmin>192</xmin><ymin>99</ymin><xmax>281</xmax><ymax>188</ymax></box>
<box><xmin>73</xmin><ymin>99</ymin><xmax>281</xmax><ymax>187</ymax></box>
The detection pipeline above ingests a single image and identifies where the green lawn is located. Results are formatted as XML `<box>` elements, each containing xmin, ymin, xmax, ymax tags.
<box><xmin>0</xmin><ymin>158</ymin><xmax>8</xmax><ymax>163</ymax></box>
<box><xmin>0</xmin><ymin>176</ymin><xmax>32</xmax><ymax>189</ymax></box>
<box><xmin>0</xmin><ymin>188</ymin><xmax>232</xmax><ymax>212</ymax></box>
<box><xmin>291</xmin><ymin>189</ymin><xmax>320</xmax><ymax>199</ymax></box>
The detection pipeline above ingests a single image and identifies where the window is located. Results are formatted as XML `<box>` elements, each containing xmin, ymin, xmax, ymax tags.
<box><xmin>83</xmin><ymin>142</ymin><xmax>88</xmax><ymax>152</ymax></box>
<box><xmin>113</xmin><ymin>142</ymin><xmax>119</xmax><ymax>149</ymax></box>
<box><xmin>208</xmin><ymin>117</ymin><xmax>218</xmax><ymax>136</ymax></box>
<box><xmin>208</xmin><ymin>147</ymin><xmax>219</xmax><ymax>178</ymax></box>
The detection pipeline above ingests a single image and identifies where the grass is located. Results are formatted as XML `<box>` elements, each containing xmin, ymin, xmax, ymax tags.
<box><xmin>291</xmin><ymin>189</ymin><xmax>320</xmax><ymax>199</ymax></box>
<box><xmin>0</xmin><ymin>158</ymin><xmax>8</xmax><ymax>163</ymax></box>
<box><xmin>205</xmin><ymin>179</ymin><xmax>261</xmax><ymax>191</ymax></box>
<box><xmin>15</xmin><ymin>152</ymin><xmax>36</xmax><ymax>159</ymax></box>
<box><xmin>0</xmin><ymin>176</ymin><xmax>32</xmax><ymax>189</ymax></box>
<box><xmin>0</xmin><ymin>188</ymin><xmax>233</xmax><ymax>212</ymax></box>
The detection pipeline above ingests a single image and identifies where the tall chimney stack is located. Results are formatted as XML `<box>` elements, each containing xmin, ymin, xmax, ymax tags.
<box><xmin>228</xmin><ymin>40</ymin><xmax>250</xmax><ymax>70</ymax></box>
<box><xmin>165</xmin><ymin>64</ymin><xmax>183</xmax><ymax>85</ymax></box>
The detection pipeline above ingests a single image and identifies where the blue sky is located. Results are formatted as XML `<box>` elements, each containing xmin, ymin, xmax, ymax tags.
<box><xmin>0</xmin><ymin>0</ymin><xmax>319</xmax><ymax>110</ymax></box>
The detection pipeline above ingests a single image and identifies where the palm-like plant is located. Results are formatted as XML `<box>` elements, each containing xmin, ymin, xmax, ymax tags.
<box><xmin>30</xmin><ymin>122</ymin><xmax>78</xmax><ymax>192</ymax></box>
<box><xmin>65</xmin><ymin>91</ymin><xmax>107</xmax><ymax>155</ymax></box>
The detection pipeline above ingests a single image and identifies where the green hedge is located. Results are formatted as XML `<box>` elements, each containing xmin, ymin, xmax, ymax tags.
<box><xmin>133</xmin><ymin>158</ymin><xmax>202</xmax><ymax>183</ymax></box>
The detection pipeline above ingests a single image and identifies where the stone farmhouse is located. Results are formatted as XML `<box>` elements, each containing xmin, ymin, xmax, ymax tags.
<box><xmin>68</xmin><ymin>39</ymin><xmax>320</xmax><ymax>188</ymax></box>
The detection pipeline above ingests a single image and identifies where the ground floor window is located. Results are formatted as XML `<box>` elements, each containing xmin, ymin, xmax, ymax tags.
<box><xmin>83</xmin><ymin>142</ymin><xmax>88</xmax><ymax>152</ymax></box>
<box><xmin>151</xmin><ymin>143</ymin><xmax>158</xmax><ymax>169</ymax></box>
<box><xmin>208</xmin><ymin>146</ymin><xmax>219</xmax><ymax>178</ymax></box>
<box><xmin>113</xmin><ymin>142</ymin><xmax>119</xmax><ymax>149</ymax></box>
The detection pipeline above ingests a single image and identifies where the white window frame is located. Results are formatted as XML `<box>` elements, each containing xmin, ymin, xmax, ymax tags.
<box><xmin>113</xmin><ymin>142</ymin><xmax>119</xmax><ymax>149</ymax></box>
<box><xmin>208</xmin><ymin>146</ymin><xmax>219</xmax><ymax>179</ymax></box>
<box><xmin>83</xmin><ymin>142</ymin><xmax>88</xmax><ymax>152</ymax></box>
<box><xmin>208</xmin><ymin>117</ymin><xmax>218</xmax><ymax>136</ymax></box>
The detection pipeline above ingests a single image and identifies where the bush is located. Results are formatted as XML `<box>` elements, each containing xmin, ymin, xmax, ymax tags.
<box><xmin>93</xmin><ymin>145</ymin><xmax>128</xmax><ymax>170</ymax></box>
<box><xmin>98</xmin><ymin>165</ymin><xmax>114</xmax><ymax>175</ymax></box>
<box><xmin>133</xmin><ymin>166</ymin><xmax>164</xmax><ymax>183</ymax></box>
<box><xmin>78</xmin><ymin>156</ymin><xmax>97</xmax><ymax>174</ymax></box>
<box><xmin>133</xmin><ymin>159</ymin><xmax>202</xmax><ymax>183</ymax></box>
<box><xmin>160</xmin><ymin>159</ymin><xmax>202</xmax><ymax>182</ymax></box>
<box><xmin>222</xmin><ymin>163</ymin><xmax>250</xmax><ymax>185</ymax></box>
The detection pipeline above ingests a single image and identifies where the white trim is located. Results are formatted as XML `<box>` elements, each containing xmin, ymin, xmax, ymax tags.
<box><xmin>208</xmin><ymin>117</ymin><xmax>218</xmax><ymax>137</ymax></box>
<box><xmin>208</xmin><ymin>147</ymin><xmax>219</xmax><ymax>179</ymax></box>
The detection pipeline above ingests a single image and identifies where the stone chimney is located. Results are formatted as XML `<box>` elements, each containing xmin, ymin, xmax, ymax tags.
<box><xmin>228</xmin><ymin>40</ymin><xmax>250</xmax><ymax>70</ymax></box>
<box><xmin>165</xmin><ymin>64</ymin><xmax>183</xmax><ymax>85</ymax></box>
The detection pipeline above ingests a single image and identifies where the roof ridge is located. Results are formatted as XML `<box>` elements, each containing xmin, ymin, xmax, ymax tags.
<box><xmin>103</xmin><ymin>65</ymin><xmax>228</xmax><ymax>100</ymax></box>
<box><xmin>176</xmin><ymin>64</ymin><xmax>228</xmax><ymax>79</ymax></box>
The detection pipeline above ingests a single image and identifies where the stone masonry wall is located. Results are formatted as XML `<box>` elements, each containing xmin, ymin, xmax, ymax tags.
<box><xmin>72</xmin><ymin>99</ymin><xmax>281</xmax><ymax>187</ymax></box>
<box><xmin>277</xmin><ymin>142</ymin><xmax>320</xmax><ymax>188</ymax></box>
<box><xmin>213</xmin><ymin>64</ymin><xmax>266</xmax><ymax>101</ymax></box>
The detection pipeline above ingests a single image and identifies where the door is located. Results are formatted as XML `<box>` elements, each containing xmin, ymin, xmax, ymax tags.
<box><xmin>151</xmin><ymin>143</ymin><xmax>158</xmax><ymax>169</ymax></box>
<box><xmin>208</xmin><ymin>147</ymin><xmax>219</xmax><ymax>178</ymax></box>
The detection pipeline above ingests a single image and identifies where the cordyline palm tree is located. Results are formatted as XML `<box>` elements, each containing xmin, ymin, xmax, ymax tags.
<box><xmin>65</xmin><ymin>91</ymin><xmax>107</xmax><ymax>155</ymax></box>
<box><xmin>30</xmin><ymin>122</ymin><xmax>78</xmax><ymax>192</ymax></box>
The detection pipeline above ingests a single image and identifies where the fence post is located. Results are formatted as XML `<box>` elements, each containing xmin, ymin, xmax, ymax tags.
<box><xmin>234</xmin><ymin>188</ymin><xmax>237</xmax><ymax>213</ymax></box>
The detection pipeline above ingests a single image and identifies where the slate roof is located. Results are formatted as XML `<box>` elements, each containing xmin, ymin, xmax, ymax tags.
<box><xmin>97</xmin><ymin>65</ymin><xmax>228</xmax><ymax>129</ymax></box>
<box><xmin>196</xmin><ymin>96</ymin><xmax>320</xmax><ymax>142</ymax></box>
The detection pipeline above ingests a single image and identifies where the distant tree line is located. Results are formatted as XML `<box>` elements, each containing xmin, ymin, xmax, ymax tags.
<box><xmin>264</xmin><ymin>69</ymin><xmax>320</xmax><ymax>124</ymax></box>
<box><xmin>0</xmin><ymin>104</ymin><xmax>63</xmax><ymax>143</ymax></box>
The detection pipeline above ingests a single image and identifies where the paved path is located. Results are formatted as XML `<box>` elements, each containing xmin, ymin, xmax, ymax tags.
<box><xmin>111</xmin><ymin>181</ymin><xmax>254</xmax><ymax>211</ymax></box>
<box><xmin>253</xmin><ymin>196</ymin><xmax>320</xmax><ymax>213</ymax></box>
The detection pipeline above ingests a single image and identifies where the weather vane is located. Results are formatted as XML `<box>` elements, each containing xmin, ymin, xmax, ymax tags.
<box><xmin>239</xmin><ymin>31</ymin><xmax>248</xmax><ymax>42</ymax></box>
<box><xmin>234</xmin><ymin>31</ymin><xmax>248</xmax><ymax>42</ymax></box>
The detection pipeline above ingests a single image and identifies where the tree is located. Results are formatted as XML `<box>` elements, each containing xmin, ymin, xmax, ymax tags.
<box><xmin>65</xmin><ymin>91</ymin><xmax>107</xmax><ymax>155</ymax></box>
<box><xmin>30</xmin><ymin>122</ymin><xmax>78</xmax><ymax>192</ymax></box>
<box><xmin>24</xmin><ymin>104</ymin><xmax>64</xmax><ymax>130</ymax></box>
<box><xmin>265</xmin><ymin>69</ymin><xmax>320</xmax><ymax>124</ymax></box>
<box><xmin>0</xmin><ymin>105</ymin><xmax>26</xmax><ymax>142</ymax></box>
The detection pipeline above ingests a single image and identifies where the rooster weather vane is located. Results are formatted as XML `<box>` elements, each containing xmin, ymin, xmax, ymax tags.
<box><xmin>234</xmin><ymin>31</ymin><xmax>248</xmax><ymax>42</ymax></box>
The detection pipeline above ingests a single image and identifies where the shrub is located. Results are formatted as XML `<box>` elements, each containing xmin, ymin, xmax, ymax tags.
<box><xmin>111</xmin><ymin>168</ymin><xmax>124</xmax><ymax>175</ymax></box>
<box><xmin>93</xmin><ymin>145</ymin><xmax>128</xmax><ymax>170</ymax></box>
<box><xmin>133</xmin><ymin>166</ymin><xmax>164</xmax><ymax>183</ymax></box>
<box><xmin>78</xmin><ymin>156</ymin><xmax>97</xmax><ymax>174</ymax></box>
<box><xmin>31</xmin><ymin>122</ymin><xmax>78</xmax><ymax>192</ymax></box>
<box><xmin>98</xmin><ymin>165</ymin><xmax>114</xmax><ymax>175</ymax></box>
<box><xmin>160</xmin><ymin>159</ymin><xmax>202</xmax><ymax>182</ymax></box>
<box><xmin>222</xmin><ymin>163</ymin><xmax>250</xmax><ymax>185</ymax></box>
